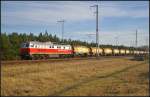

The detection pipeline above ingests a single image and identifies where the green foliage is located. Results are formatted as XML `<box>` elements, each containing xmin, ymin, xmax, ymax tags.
<box><xmin>1</xmin><ymin>33</ymin><xmax>16</xmax><ymax>60</ymax></box>
<box><xmin>0</xmin><ymin>31</ymin><xmax>140</xmax><ymax>60</ymax></box>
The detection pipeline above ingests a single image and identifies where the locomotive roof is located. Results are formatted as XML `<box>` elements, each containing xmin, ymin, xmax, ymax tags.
<box><xmin>27</xmin><ymin>41</ymin><xmax>71</xmax><ymax>46</ymax></box>
<box><xmin>29</xmin><ymin>41</ymin><xmax>53</xmax><ymax>44</ymax></box>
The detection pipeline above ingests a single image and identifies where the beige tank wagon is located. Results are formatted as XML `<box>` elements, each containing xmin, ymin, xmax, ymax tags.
<box><xmin>137</xmin><ymin>51</ymin><xmax>140</xmax><ymax>54</ymax></box>
<box><xmin>73</xmin><ymin>46</ymin><xmax>90</xmax><ymax>55</ymax></box>
<box><xmin>144</xmin><ymin>51</ymin><xmax>149</xmax><ymax>54</ymax></box>
<box><xmin>129</xmin><ymin>50</ymin><xmax>134</xmax><ymax>54</ymax></box>
<box><xmin>91</xmin><ymin>47</ymin><xmax>103</xmax><ymax>55</ymax></box>
<box><xmin>120</xmin><ymin>49</ymin><xmax>126</xmax><ymax>55</ymax></box>
<box><xmin>125</xmin><ymin>50</ymin><xmax>130</xmax><ymax>54</ymax></box>
<box><xmin>139</xmin><ymin>51</ymin><xmax>144</xmax><ymax>54</ymax></box>
<box><xmin>134</xmin><ymin>50</ymin><xmax>140</xmax><ymax>55</ymax></box>
<box><xmin>113</xmin><ymin>49</ymin><xmax>120</xmax><ymax>55</ymax></box>
<box><xmin>103</xmin><ymin>48</ymin><xmax>113</xmax><ymax>55</ymax></box>
<box><xmin>133</xmin><ymin>51</ymin><xmax>137</xmax><ymax>54</ymax></box>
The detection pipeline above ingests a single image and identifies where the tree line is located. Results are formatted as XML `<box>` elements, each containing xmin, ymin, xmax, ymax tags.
<box><xmin>0</xmin><ymin>31</ymin><xmax>145</xmax><ymax>60</ymax></box>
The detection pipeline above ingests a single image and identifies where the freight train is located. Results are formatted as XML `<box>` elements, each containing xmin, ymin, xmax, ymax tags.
<box><xmin>20</xmin><ymin>41</ymin><xmax>148</xmax><ymax>60</ymax></box>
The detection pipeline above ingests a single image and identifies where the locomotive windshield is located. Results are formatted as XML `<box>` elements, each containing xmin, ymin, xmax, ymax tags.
<box><xmin>26</xmin><ymin>43</ymin><xmax>29</xmax><ymax>47</ymax></box>
<box><xmin>21</xmin><ymin>43</ymin><xmax>29</xmax><ymax>48</ymax></box>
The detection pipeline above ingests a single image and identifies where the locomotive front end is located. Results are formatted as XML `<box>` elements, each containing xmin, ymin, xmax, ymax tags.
<box><xmin>20</xmin><ymin>42</ymin><xmax>31</xmax><ymax>59</ymax></box>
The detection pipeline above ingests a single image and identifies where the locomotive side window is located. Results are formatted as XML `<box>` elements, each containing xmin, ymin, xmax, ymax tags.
<box><xmin>60</xmin><ymin>46</ymin><xmax>62</xmax><ymax>49</ymax></box>
<box><xmin>57</xmin><ymin>46</ymin><xmax>61</xmax><ymax>49</ymax></box>
<box><xmin>26</xmin><ymin>43</ymin><xmax>29</xmax><ymax>47</ymax></box>
<box><xmin>30</xmin><ymin>44</ymin><xmax>34</xmax><ymax>47</ymax></box>
<box><xmin>49</xmin><ymin>45</ymin><xmax>54</xmax><ymax>48</ymax></box>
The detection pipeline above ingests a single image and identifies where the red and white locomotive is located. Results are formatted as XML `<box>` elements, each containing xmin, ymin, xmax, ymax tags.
<box><xmin>20</xmin><ymin>41</ymin><xmax>73</xmax><ymax>59</ymax></box>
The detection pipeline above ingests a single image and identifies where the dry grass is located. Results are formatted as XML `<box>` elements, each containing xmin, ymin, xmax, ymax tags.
<box><xmin>1</xmin><ymin>57</ymin><xmax>149</xmax><ymax>96</ymax></box>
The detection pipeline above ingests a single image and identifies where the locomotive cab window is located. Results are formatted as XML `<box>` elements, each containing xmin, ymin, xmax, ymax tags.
<box><xmin>30</xmin><ymin>44</ymin><xmax>34</xmax><ymax>47</ymax></box>
<box><xmin>57</xmin><ymin>46</ymin><xmax>61</xmax><ymax>49</ymax></box>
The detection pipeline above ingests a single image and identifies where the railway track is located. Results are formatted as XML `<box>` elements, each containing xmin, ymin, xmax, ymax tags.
<box><xmin>1</xmin><ymin>56</ymin><xmax>133</xmax><ymax>65</ymax></box>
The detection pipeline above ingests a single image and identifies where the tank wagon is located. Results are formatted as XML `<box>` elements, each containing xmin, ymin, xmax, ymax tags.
<box><xmin>113</xmin><ymin>49</ymin><xmax>120</xmax><ymax>56</ymax></box>
<box><xmin>20</xmin><ymin>41</ymin><xmax>147</xmax><ymax>60</ymax></box>
<box><xmin>120</xmin><ymin>49</ymin><xmax>126</xmax><ymax>55</ymax></box>
<box><xmin>125</xmin><ymin>49</ymin><xmax>130</xmax><ymax>55</ymax></box>
<box><xmin>129</xmin><ymin>50</ymin><xmax>134</xmax><ymax>55</ymax></box>
<box><xmin>139</xmin><ymin>51</ymin><xmax>144</xmax><ymax>55</ymax></box>
<box><xmin>134</xmin><ymin>50</ymin><xmax>138</xmax><ymax>55</ymax></box>
<box><xmin>73</xmin><ymin>45</ymin><xmax>90</xmax><ymax>57</ymax></box>
<box><xmin>103</xmin><ymin>48</ymin><xmax>113</xmax><ymax>56</ymax></box>
<box><xmin>91</xmin><ymin>47</ymin><xmax>103</xmax><ymax>56</ymax></box>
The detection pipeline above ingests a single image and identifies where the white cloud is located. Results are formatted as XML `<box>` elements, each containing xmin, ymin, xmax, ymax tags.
<box><xmin>1</xmin><ymin>1</ymin><xmax>149</xmax><ymax>46</ymax></box>
<box><xmin>1</xmin><ymin>1</ymin><xmax>149</xmax><ymax>26</ymax></box>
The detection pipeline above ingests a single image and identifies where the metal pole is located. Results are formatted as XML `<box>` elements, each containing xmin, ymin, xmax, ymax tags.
<box><xmin>145</xmin><ymin>36</ymin><xmax>149</xmax><ymax>56</ymax></box>
<box><xmin>90</xmin><ymin>5</ymin><xmax>99</xmax><ymax>58</ymax></box>
<box><xmin>115</xmin><ymin>36</ymin><xmax>118</xmax><ymax>46</ymax></box>
<box><xmin>57</xmin><ymin>20</ymin><xmax>65</xmax><ymax>41</ymax></box>
<box><xmin>96</xmin><ymin>5</ymin><xmax>99</xmax><ymax>57</ymax></box>
<box><xmin>62</xmin><ymin>21</ymin><xmax>64</xmax><ymax>41</ymax></box>
<box><xmin>136</xmin><ymin>29</ymin><xmax>137</xmax><ymax>48</ymax></box>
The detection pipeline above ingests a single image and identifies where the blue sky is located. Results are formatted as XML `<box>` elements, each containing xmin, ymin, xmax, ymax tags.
<box><xmin>1</xmin><ymin>1</ymin><xmax>149</xmax><ymax>47</ymax></box>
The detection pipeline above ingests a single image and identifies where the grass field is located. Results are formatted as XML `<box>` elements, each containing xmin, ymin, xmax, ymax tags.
<box><xmin>1</xmin><ymin>57</ymin><xmax>149</xmax><ymax>96</ymax></box>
